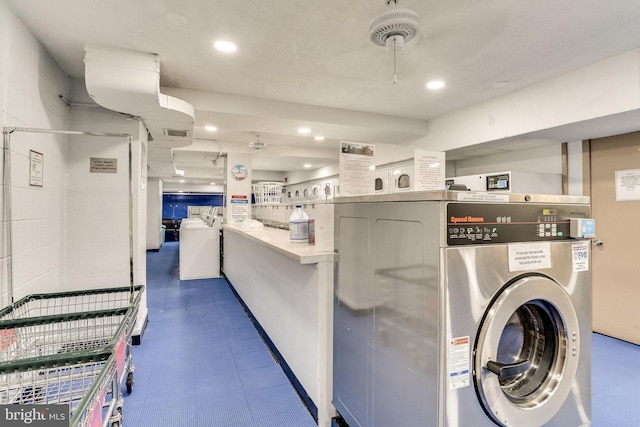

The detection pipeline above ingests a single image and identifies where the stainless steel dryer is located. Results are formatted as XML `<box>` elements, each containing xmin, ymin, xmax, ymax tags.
<box><xmin>333</xmin><ymin>191</ymin><xmax>591</xmax><ymax>427</ymax></box>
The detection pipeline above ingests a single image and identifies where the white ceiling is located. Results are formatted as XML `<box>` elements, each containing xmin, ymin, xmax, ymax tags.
<box><xmin>7</xmin><ymin>0</ymin><xmax>640</xmax><ymax>183</ymax></box>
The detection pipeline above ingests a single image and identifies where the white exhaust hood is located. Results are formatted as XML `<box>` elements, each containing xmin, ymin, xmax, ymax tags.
<box><xmin>84</xmin><ymin>45</ymin><xmax>195</xmax><ymax>150</ymax></box>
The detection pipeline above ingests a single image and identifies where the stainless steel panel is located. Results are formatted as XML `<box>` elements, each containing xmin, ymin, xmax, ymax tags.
<box><xmin>334</xmin><ymin>201</ymin><xmax>441</xmax><ymax>427</ymax></box>
<box><xmin>441</xmin><ymin>243</ymin><xmax>591</xmax><ymax>427</ymax></box>
<box><xmin>334</xmin><ymin>190</ymin><xmax>590</xmax><ymax>205</ymax></box>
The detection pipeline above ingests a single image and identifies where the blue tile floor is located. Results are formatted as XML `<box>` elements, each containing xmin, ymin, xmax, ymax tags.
<box><xmin>125</xmin><ymin>242</ymin><xmax>640</xmax><ymax>426</ymax></box>
<box><xmin>123</xmin><ymin>242</ymin><xmax>317</xmax><ymax>427</ymax></box>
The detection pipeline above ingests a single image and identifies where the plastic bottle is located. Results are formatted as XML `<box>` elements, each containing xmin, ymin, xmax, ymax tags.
<box><xmin>289</xmin><ymin>205</ymin><xmax>309</xmax><ymax>243</ymax></box>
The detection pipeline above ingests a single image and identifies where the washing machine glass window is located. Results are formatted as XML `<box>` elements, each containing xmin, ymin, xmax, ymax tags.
<box><xmin>474</xmin><ymin>274</ymin><xmax>580</xmax><ymax>427</ymax></box>
<box><xmin>375</xmin><ymin>177</ymin><xmax>383</xmax><ymax>191</ymax></box>
<box><xmin>494</xmin><ymin>301</ymin><xmax>558</xmax><ymax>399</ymax></box>
<box><xmin>398</xmin><ymin>174</ymin><xmax>411</xmax><ymax>189</ymax></box>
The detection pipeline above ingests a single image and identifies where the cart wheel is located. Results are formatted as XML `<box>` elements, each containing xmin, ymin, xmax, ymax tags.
<box><xmin>126</xmin><ymin>372</ymin><xmax>134</xmax><ymax>393</ymax></box>
<box><xmin>111</xmin><ymin>422</ymin><xmax>120</xmax><ymax>427</ymax></box>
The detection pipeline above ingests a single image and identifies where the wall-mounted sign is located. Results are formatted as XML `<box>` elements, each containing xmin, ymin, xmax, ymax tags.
<box><xmin>231</xmin><ymin>164</ymin><xmax>248</xmax><ymax>181</ymax></box>
<box><xmin>230</xmin><ymin>195</ymin><xmax>249</xmax><ymax>223</ymax></box>
<box><xmin>615</xmin><ymin>168</ymin><xmax>640</xmax><ymax>201</ymax></box>
<box><xmin>90</xmin><ymin>157</ymin><xmax>118</xmax><ymax>173</ymax></box>
<box><xmin>339</xmin><ymin>141</ymin><xmax>375</xmax><ymax>196</ymax></box>
<box><xmin>414</xmin><ymin>149</ymin><xmax>445</xmax><ymax>191</ymax></box>
<box><xmin>29</xmin><ymin>150</ymin><xmax>44</xmax><ymax>187</ymax></box>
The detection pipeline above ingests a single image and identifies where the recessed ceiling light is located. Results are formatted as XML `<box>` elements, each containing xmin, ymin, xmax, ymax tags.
<box><xmin>304</xmin><ymin>164</ymin><xmax>312</xmax><ymax>168</ymax></box>
<box><xmin>214</xmin><ymin>40</ymin><xmax>237</xmax><ymax>53</ymax></box>
<box><xmin>314</xmin><ymin>135</ymin><xmax>325</xmax><ymax>141</ymax></box>
<box><xmin>298</xmin><ymin>127</ymin><xmax>311</xmax><ymax>134</ymax></box>
<box><xmin>179</xmin><ymin>179</ymin><xmax>185</xmax><ymax>183</ymax></box>
<box><xmin>205</xmin><ymin>125</ymin><xmax>217</xmax><ymax>132</ymax></box>
<box><xmin>426</xmin><ymin>80</ymin><xmax>445</xmax><ymax>90</ymax></box>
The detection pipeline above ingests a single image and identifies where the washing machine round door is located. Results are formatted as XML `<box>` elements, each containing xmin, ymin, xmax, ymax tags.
<box><xmin>473</xmin><ymin>274</ymin><xmax>580</xmax><ymax>427</ymax></box>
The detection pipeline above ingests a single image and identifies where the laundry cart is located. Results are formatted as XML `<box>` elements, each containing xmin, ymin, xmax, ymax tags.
<box><xmin>0</xmin><ymin>349</ymin><xmax>122</xmax><ymax>427</ymax></box>
<box><xmin>0</xmin><ymin>285</ymin><xmax>144</xmax><ymax>320</ymax></box>
<box><xmin>0</xmin><ymin>298</ymin><xmax>142</xmax><ymax>426</ymax></box>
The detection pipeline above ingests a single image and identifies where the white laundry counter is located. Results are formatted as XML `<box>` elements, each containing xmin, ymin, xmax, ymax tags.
<box><xmin>222</xmin><ymin>224</ymin><xmax>336</xmax><ymax>427</ymax></box>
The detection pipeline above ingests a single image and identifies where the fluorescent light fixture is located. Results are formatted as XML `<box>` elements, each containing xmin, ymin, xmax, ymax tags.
<box><xmin>314</xmin><ymin>135</ymin><xmax>325</xmax><ymax>141</ymax></box>
<box><xmin>210</xmin><ymin>182</ymin><xmax>216</xmax><ymax>185</ymax></box>
<box><xmin>298</xmin><ymin>127</ymin><xmax>311</xmax><ymax>134</ymax></box>
<box><xmin>205</xmin><ymin>125</ymin><xmax>217</xmax><ymax>131</ymax></box>
<box><xmin>304</xmin><ymin>163</ymin><xmax>312</xmax><ymax>168</ymax></box>
<box><xmin>179</xmin><ymin>179</ymin><xmax>185</xmax><ymax>183</ymax></box>
<box><xmin>175</xmin><ymin>169</ymin><xmax>185</xmax><ymax>176</ymax></box>
<box><xmin>214</xmin><ymin>40</ymin><xmax>237</xmax><ymax>52</ymax></box>
<box><xmin>426</xmin><ymin>80</ymin><xmax>445</xmax><ymax>90</ymax></box>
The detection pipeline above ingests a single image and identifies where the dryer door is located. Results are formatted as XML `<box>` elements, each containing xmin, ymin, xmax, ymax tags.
<box><xmin>473</xmin><ymin>274</ymin><xmax>580</xmax><ymax>427</ymax></box>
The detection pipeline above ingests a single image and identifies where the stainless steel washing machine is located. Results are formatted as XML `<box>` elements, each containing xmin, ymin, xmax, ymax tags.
<box><xmin>333</xmin><ymin>191</ymin><xmax>591</xmax><ymax>427</ymax></box>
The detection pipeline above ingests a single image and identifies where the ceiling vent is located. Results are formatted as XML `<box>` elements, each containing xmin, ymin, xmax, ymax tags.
<box><xmin>369</xmin><ymin>0</ymin><xmax>421</xmax><ymax>83</ymax></box>
<box><xmin>249</xmin><ymin>134</ymin><xmax>266</xmax><ymax>152</ymax></box>
<box><xmin>164</xmin><ymin>128</ymin><xmax>190</xmax><ymax>138</ymax></box>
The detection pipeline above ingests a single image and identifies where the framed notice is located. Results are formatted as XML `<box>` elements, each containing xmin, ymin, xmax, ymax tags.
<box><xmin>339</xmin><ymin>141</ymin><xmax>375</xmax><ymax>196</ymax></box>
<box><xmin>29</xmin><ymin>150</ymin><xmax>44</xmax><ymax>187</ymax></box>
<box><xmin>615</xmin><ymin>169</ymin><xmax>640</xmax><ymax>201</ymax></box>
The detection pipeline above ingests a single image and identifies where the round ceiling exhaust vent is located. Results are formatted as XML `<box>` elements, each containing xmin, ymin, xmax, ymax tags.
<box><xmin>249</xmin><ymin>134</ymin><xmax>266</xmax><ymax>152</ymax></box>
<box><xmin>369</xmin><ymin>6</ymin><xmax>420</xmax><ymax>53</ymax></box>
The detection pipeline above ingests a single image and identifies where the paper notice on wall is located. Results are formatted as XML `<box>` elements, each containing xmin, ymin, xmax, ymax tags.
<box><xmin>230</xmin><ymin>195</ymin><xmax>249</xmax><ymax>223</ymax></box>
<box><xmin>414</xmin><ymin>149</ymin><xmax>445</xmax><ymax>191</ymax></box>
<box><xmin>448</xmin><ymin>336</ymin><xmax>470</xmax><ymax>390</ymax></box>
<box><xmin>29</xmin><ymin>150</ymin><xmax>43</xmax><ymax>187</ymax></box>
<box><xmin>615</xmin><ymin>169</ymin><xmax>640</xmax><ymax>201</ymax></box>
<box><xmin>339</xmin><ymin>141</ymin><xmax>375</xmax><ymax>196</ymax></box>
<box><xmin>508</xmin><ymin>242</ymin><xmax>552</xmax><ymax>272</ymax></box>
<box><xmin>572</xmin><ymin>242</ymin><xmax>590</xmax><ymax>272</ymax></box>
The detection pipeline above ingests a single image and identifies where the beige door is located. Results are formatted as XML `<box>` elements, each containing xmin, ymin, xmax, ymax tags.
<box><xmin>590</xmin><ymin>133</ymin><xmax>640</xmax><ymax>344</ymax></box>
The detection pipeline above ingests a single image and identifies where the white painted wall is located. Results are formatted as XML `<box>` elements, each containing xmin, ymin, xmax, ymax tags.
<box><xmin>147</xmin><ymin>178</ymin><xmax>163</xmax><ymax>249</ymax></box>
<box><xmin>0</xmin><ymin>1</ymin><xmax>70</xmax><ymax>305</ymax></box>
<box><xmin>66</xmin><ymin>91</ymin><xmax>148</xmax><ymax>335</ymax></box>
<box><xmin>453</xmin><ymin>144</ymin><xmax>563</xmax><ymax>177</ymax></box>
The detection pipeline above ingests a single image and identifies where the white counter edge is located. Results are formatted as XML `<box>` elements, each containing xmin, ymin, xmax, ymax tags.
<box><xmin>223</xmin><ymin>224</ymin><xmax>335</xmax><ymax>264</ymax></box>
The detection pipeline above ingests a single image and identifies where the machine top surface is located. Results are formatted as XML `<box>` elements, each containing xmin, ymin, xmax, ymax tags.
<box><xmin>334</xmin><ymin>190</ymin><xmax>590</xmax><ymax>205</ymax></box>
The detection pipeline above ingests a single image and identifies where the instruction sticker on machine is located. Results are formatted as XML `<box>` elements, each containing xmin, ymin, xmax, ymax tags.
<box><xmin>508</xmin><ymin>242</ymin><xmax>552</xmax><ymax>272</ymax></box>
<box><xmin>448</xmin><ymin>336</ymin><xmax>470</xmax><ymax>390</ymax></box>
<box><xmin>571</xmin><ymin>242</ymin><xmax>590</xmax><ymax>272</ymax></box>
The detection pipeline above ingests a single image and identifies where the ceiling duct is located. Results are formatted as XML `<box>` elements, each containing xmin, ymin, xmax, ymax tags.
<box><xmin>84</xmin><ymin>45</ymin><xmax>195</xmax><ymax>150</ymax></box>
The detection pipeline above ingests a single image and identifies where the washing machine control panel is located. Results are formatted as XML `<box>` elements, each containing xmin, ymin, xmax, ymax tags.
<box><xmin>446</xmin><ymin>203</ymin><xmax>591</xmax><ymax>245</ymax></box>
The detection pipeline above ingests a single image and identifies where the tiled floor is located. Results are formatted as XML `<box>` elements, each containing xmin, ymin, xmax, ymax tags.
<box><xmin>126</xmin><ymin>241</ymin><xmax>640</xmax><ymax>427</ymax></box>
<box><xmin>124</xmin><ymin>242</ymin><xmax>317</xmax><ymax>427</ymax></box>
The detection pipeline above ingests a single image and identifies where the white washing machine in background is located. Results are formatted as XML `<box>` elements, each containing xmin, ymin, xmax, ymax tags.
<box><xmin>390</xmin><ymin>163</ymin><xmax>413</xmax><ymax>192</ymax></box>
<box><xmin>310</xmin><ymin>181</ymin><xmax>322</xmax><ymax>201</ymax></box>
<box><xmin>374</xmin><ymin>168</ymin><xmax>389</xmax><ymax>194</ymax></box>
<box><xmin>333</xmin><ymin>192</ymin><xmax>592</xmax><ymax>427</ymax></box>
<box><xmin>321</xmin><ymin>178</ymin><xmax>335</xmax><ymax>200</ymax></box>
<box><xmin>300</xmin><ymin>182</ymin><xmax>311</xmax><ymax>202</ymax></box>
